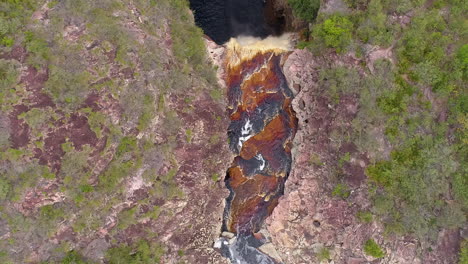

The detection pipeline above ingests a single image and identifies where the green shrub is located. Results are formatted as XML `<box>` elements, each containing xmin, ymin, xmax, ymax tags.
<box><xmin>171</xmin><ymin>19</ymin><xmax>206</xmax><ymax>66</ymax></box>
<box><xmin>456</xmin><ymin>44</ymin><xmax>468</xmax><ymax>80</ymax></box>
<box><xmin>61</xmin><ymin>250</ymin><xmax>88</xmax><ymax>264</ymax></box>
<box><xmin>116</xmin><ymin>137</ymin><xmax>138</xmax><ymax>157</ymax></box>
<box><xmin>288</xmin><ymin>0</ymin><xmax>320</xmax><ymax>22</ymax></box>
<box><xmin>45</xmin><ymin>65</ymin><xmax>91</xmax><ymax>109</ymax></box>
<box><xmin>316</xmin><ymin>247</ymin><xmax>331</xmax><ymax>261</ymax></box>
<box><xmin>40</xmin><ymin>204</ymin><xmax>65</xmax><ymax>222</ymax></box>
<box><xmin>106</xmin><ymin>240</ymin><xmax>165</xmax><ymax>264</ymax></box>
<box><xmin>332</xmin><ymin>183</ymin><xmax>350</xmax><ymax>199</ymax></box>
<box><xmin>363</xmin><ymin>239</ymin><xmax>385</xmax><ymax>258</ymax></box>
<box><xmin>356</xmin><ymin>0</ymin><xmax>395</xmax><ymax>47</ymax></box>
<box><xmin>357</xmin><ymin>211</ymin><xmax>373</xmax><ymax>223</ymax></box>
<box><xmin>314</xmin><ymin>14</ymin><xmax>353</xmax><ymax>53</ymax></box>
<box><xmin>0</xmin><ymin>59</ymin><xmax>19</xmax><ymax>90</ymax></box>
<box><xmin>24</xmin><ymin>31</ymin><xmax>50</xmax><ymax>68</ymax></box>
<box><xmin>137</xmin><ymin>94</ymin><xmax>155</xmax><ymax>131</ymax></box>
<box><xmin>459</xmin><ymin>241</ymin><xmax>468</xmax><ymax>264</ymax></box>
<box><xmin>0</xmin><ymin>178</ymin><xmax>11</xmax><ymax>200</ymax></box>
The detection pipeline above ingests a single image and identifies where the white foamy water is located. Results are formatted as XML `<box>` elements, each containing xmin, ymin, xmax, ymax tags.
<box><xmin>238</xmin><ymin>119</ymin><xmax>254</xmax><ymax>149</ymax></box>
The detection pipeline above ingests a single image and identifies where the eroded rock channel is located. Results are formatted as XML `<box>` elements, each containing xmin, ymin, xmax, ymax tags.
<box><xmin>218</xmin><ymin>37</ymin><xmax>297</xmax><ymax>263</ymax></box>
<box><xmin>189</xmin><ymin>1</ymin><xmax>297</xmax><ymax>262</ymax></box>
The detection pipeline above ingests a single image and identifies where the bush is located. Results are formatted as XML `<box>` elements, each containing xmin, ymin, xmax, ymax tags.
<box><xmin>314</xmin><ymin>15</ymin><xmax>353</xmax><ymax>53</ymax></box>
<box><xmin>61</xmin><ymin>250</ymin><xmax>88</xmax><ymax>264</ymax></box>
<box><xmin>288</xmin><ymin>0</ymin><xmax>320</xmax><ymax>22</ymax></box>
<box><xmin>357</xmin><ymin>211</ymin><xmax>373</xmax><ymax>223</ymax></box>
<box><xmin>332</xmin><ymin>183</ymin><xmax>350</xmax><ymax>199</ymax></box>
<box><xmin>0</xmin><ymin>59</ymin><xmax>19</xmax><ymax>91</ymax></box>
<box><xmin>356</xmin><ymin>0</ymin><xmax>395</xmax><ymax>47</ymax></box>
<box><xmin>45</xmin><ymin>65</ymin><xmax>91</xmax><ymax>109</ymax></box>
<box><xmin>363</xmin><ymin>239</ymin><xmax>385</xmax><ymax>258</ymax></box>
<box><xmin>106</xmin><ymin>240</ymin><xmax>165</xmax><ymax>264</ymax></box>
<box><xmin>116</xmin><ymin>137</ymin><xmax>138</xmax><ymax>158</ymax></box>
<box><xmin>459</xmin><ymin>241</ymin><xmax>468</xmax><ymax>264</ymax></box>
<box><xmin>0</xmin><ymin>178</ymin><xmax>10</xmax><ymax>200</ymax></box>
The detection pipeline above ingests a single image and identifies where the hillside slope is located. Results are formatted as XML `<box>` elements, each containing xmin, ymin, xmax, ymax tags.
<box><xmin>0</xmin><ymin>1</ymin><xmax>229</xmax><ymax>263</ymax></box>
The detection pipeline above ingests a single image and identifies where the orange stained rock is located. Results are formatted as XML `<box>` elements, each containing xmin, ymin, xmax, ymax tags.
<box><xmin>223</xmin><ymin>43</ymin><xmax>297</xmax><ymax>235</ymax></box>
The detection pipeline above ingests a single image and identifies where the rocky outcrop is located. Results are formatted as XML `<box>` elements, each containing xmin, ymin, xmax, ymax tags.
<box><xmin>264</xmin><ymin>48</ymin><xmax>460</xmax><ymax>264</ymax></box>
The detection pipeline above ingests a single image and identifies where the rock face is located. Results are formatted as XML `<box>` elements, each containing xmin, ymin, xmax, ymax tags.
<box><xmin>263</xmin><ymin>48</ymin><xmax>460</xmax><ymax>264</ymax></box>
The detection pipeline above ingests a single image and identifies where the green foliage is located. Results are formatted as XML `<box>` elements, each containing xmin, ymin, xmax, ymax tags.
<box><xmin>456</xmin><ymin>44</ymin><xmax>468</xmax><ymax>80</ymax></box>
<box><xmin>185</xmin><ymin>129</ymin><xmax>193</xmax><ymax>143</ymax></box>
<box><xmin>61</xmin><ymin>250</ymin><xmax>89</xmax><ymax>264</ymax></box>
<box><xmin>316</xmin><ymin>247</ymin><xmax>331</xmax><ymax>261</ymax></box>
<box><xmin>356</xmin><ymin>0</ymin><xmax>396</xmax><ymax>47</ymax></box>
<box><xmin>363</xmin><ymin>239</ymin><xmax>385</xmax><ymax>258</ymax></box>
<box><xmin>170</xmin><ymin>0</ymin><xmax>207</xmax><ymax>68</ymax></box>
<box><xmin>0</xmin><ymin>59</ymin><xmax>19</xmax><ymax>91</ymax></box>
<box><xmin>116</xmin><ymin>137</ymin><xmax>138</xmax><ymax>158</ymax></box>
<box><xmin>86</xmin><ymin>110</ymin><xmax>107</xmax><ymax>138</ymax></box>
<box><xmin>117</xmin><ymin>207</ymin><xmax>136</xmax><ymax>230</ymax></box>
<box><xmin>460</xmin><ymin>241</ymin><xmax>468</xmax><ymax>264</ymax></box>
<box><xmin>357</xmin><ymin>211</ymin><xmax>373</xmax><ymax>223</ymax></box>
<box><xmin>100</xmin><ymin>160</ymin><xmax>135</xmax><ymax>191</ymax></box>
<box><xmin>45</xmin><ymin>65</ymin><xmax>91</xmax><ymax>109</ymax></box>
<box><xmin>0</xmin><ymin>178</ymin><xmax>10</xmax><ymax>200</ymax></box>
<box><xmin>288</xmin><ymin>0</ymin><xmax>320</xmax><ymax>22</ymax></box>
<box><xmin>40</xmin><ymin>204</ymin><xmax>65</xmax><ymax>222</ymax></box>
<box><xmin>0</xmin><ymin>0</ymin><xmax>38</xmax><ymax>48</ymax></box>
<box><xmin>211</xmin><ymin>173</ymin><xmax>220</xmax><ymax>182</ymax></box>
<box><xmin>137</xmin><ymin>94</ymin><xmax>155</xmax><ymax>131</ymax></box>
<box><xmin>18</xmin><ymin>108</ymin><xmax>54</xmax><ymax>131</ymax></box>
<box><xmin>209</xmin><ymin>88</ymin><xmax>223</xmax><ymax>101</ymax></box>
<box><xmin>332</xmin><ymin>183</ymin><xmax>350</xmax><ymax>199</ymax></box>
<box><xmin>106</xmin><ymin>240</ymin><xmax>165</xmax><ymax>264</ymax></box>
<box><xmin>319</xmin><ymin>66</ymin><xmax>362</xmax><ymax>101</ymax></box>
<box><xmin>308</xmin><ymin>153</ymin><xmax>324</xmax><ymax>166</ymax></box>
<box><xmin>24</xmin><ymin>31</ymin><xmax>50</xmax><ymax>68</ymax></box>
<box><xmin>313</xmin><ymin>14</ymin><xmax>353</xmax><ymax>53</ymax></box>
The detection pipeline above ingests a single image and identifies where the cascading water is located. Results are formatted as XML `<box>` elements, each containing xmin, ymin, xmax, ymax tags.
<box><xmin>216</xmin><ymin>36</ymin><xmax>297</xmax><ymax>263</ymax></box>
<box><xmin>188</xmin><ymin>1</ymin><xmax>297</xmax><ymax>262</ymax></box>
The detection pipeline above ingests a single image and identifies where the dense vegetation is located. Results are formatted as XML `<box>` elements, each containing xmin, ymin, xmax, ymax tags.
<box><xmin>292</xmin><ymin>0</ymin><xmax>467</xmax><ymax>259</ymax></box>
<box><xmin>288</xmin><ymin>0</ymin><xmax>320</xmax><ymax>22</ymax></box>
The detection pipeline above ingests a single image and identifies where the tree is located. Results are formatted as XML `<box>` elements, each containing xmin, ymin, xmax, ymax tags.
<box><xmin>314</xmin><ymin>14</ymin><xmax>353</xmax><ymax>52</ymax></box>
<box><xmin>288</xmin><ymin>0</ymin><xmax>320</xmax><ymax>22</ymax></box>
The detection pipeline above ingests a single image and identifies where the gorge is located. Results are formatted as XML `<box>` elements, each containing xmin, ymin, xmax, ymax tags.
<box><xmin>189</xmin><ymin>0</ymin><xmax>297</xmax><ymax>262</ymax></box>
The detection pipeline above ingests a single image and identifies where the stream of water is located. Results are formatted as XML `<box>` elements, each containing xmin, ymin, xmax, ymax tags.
<box><xmin>217</xmin><ymin>36</ymin><xmax>297</xmax><ymax>263</ymax></box>
<box><xmin>188</xmin><ymin>1</ymin><xmax>296</xmax><ymax>262</ymax></box>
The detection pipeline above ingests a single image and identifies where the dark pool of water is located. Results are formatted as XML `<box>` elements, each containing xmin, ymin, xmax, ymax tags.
<box><xmin>189</xmin><ymin>0</ymin><xmax>285</xmax><ymax>44</ymax></box>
